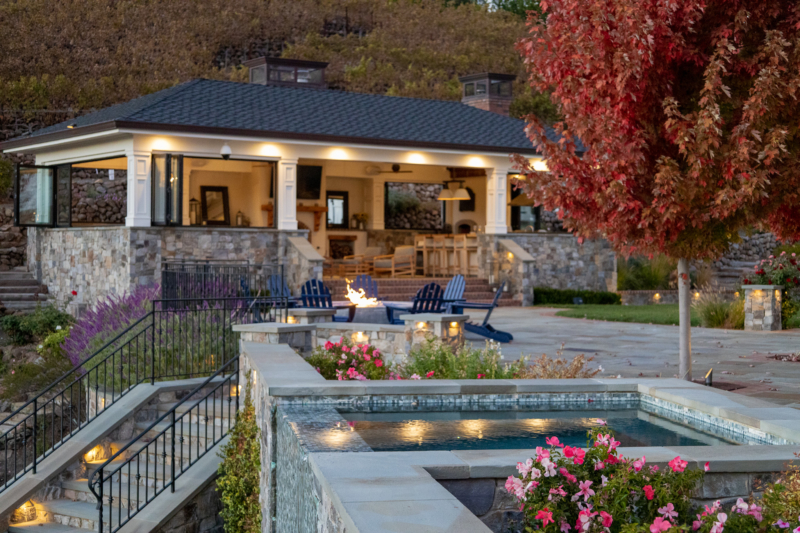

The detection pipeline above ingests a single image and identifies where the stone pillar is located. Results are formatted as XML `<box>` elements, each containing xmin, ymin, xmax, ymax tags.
<box><xmin>401</xmin><ymin>313</ymin><xmax>468</xmax><ymax>353</ymax></box>
<box><xmin>125</xmin><ymin>150</ymin><xmax>152</xmax><ymax>227</ymax></box>
<box><xmin>287</xmin><ymin>308</ymin><xmax>336</xmax><ymax>324</ymax></box>
<box><xmin>743</xmin><ymin>285</ymin><xmax>783</xmax><ymax>331</ymax></box>
<box><xmin>232</xmin><ymin>323</ymin><xmax>315</xmax><ymax>354</ymax></box>
<box><xmin>485</xmin><ymin>167</ymin><xmax>509</xmax><ymax>235</ymax></box>
<box><xmin>277</xmin><ymin>158</ymin><xmax>298</xmax><ymax>230</ymax></box>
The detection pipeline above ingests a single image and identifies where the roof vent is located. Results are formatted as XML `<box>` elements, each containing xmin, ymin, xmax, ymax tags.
<box><xmin>458</xmin><ymin>73</ymin><xmax>515</xmax><ymax>116</ymax></box>
<box><xmin>243</xmin><ymin>57</ymin><xmax>329</xmax><ymax>89</ymax></box>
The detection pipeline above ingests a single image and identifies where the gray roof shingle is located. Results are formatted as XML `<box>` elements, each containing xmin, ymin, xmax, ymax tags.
<box><xmin>7</xmin><ymin>79</ymin><xmax>562</xmax><ymax>154</ymax></box>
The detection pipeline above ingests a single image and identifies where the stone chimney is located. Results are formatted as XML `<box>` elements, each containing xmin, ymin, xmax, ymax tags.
<box><xmin>458</xmin><ymin>73</ymin><xmax>515</xmax><ymax>116</ymax></box>
<box><xmin>243</xmin><ymin>57</ymin><xmax>329</xmax><ymax>89</ymax></box>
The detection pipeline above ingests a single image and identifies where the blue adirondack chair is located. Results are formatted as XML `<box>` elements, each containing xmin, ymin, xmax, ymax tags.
<box><xmin>300</xmin><ymin>279</ymin><xmax>355</xmax><ymax>322</ymax></box>
<box><xmin>450</xmin><ymin>281</ymin><xmax>513</xmax><ymax>343</ymax></box>
<box><xmin>267</xmin><ymin>274</ymin><xmax>298</xmax><ymax>307</ymax></box>
<box><xmin>385</xmin><ymin>283</ymin><xmax>444</xmax><ymax>325</ymax></box>
<box><xmin>350</xmin><ymin>275</ymin><xmax>382</xmax><ymax>301</ymax></box>
<box><xmin>441</xmin><ymin>274</ymin><xmax>466</xmax><ymax>312</ymax></box>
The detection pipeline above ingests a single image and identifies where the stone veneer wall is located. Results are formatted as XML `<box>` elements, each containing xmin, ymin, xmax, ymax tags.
<box><xmin>153</xmin><ymin>480</ymin><xmax>224</xmax><ymax>533</ymax></box>
<box><xmin>71</xmin><ymin>168</ymin><xmax>127</xmax><ymax>224</ymax></box>
<box><xmin>621</xmin><ymin>289</ymin><xmax>739</xmax><ymax>306</ymax></box>
<box><xmin>478</xmin><ymin>233</ymin><xmax>617</xmax><ymax>298</ymax></box>
<box><xmin>0</xmin><ymin>204</ymin><xmax>26</xmax><ymax>269</ymax></box>
<box><xmin>28</xmin><ymin>227</ymin><xmax>313</xmax><ymax>314</ymax></box>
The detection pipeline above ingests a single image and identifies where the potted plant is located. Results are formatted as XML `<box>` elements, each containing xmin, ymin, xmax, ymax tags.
<box><xmin>354</xmin><ymin>213</ymin><xmax>369</xmax><ymax>230</ymax></box>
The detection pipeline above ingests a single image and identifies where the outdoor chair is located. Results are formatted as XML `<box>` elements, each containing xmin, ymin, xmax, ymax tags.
<box><xmin>342</xmin><ymin>247</ymin><xmax>383</xmax><ymax>276</ymax></box>
<box><xmin>441</xmin><ymin>274</ymin><xmax>466</xmax><ymax>312</ymax></box>
<box><xmin>267</xmin><ymin>274</ymin><xmax>299</xmax><ymax>307</ymax></box>
<box><xmin>373</xmin><ymin>245</ymin><xmax>415</xmax><ymax>278</ymax></box>
<box><xmin>350</xmin><ymin>274</ymin><xmax>382</xmax><ymax>301</ymax></box>
<box><xmin>300</xmin><ymin>279</ymin><xmax>355</xmax><ymax>322</ymax></box>
<box><xmin>385</xmin><ymin>282</ymin><xmax>443</xmax><ymax>325</ymax></box>
<box><xmin>450</xmin><ymin>281</ymin><xmax>513</xmax><ymax>343</ymax></box>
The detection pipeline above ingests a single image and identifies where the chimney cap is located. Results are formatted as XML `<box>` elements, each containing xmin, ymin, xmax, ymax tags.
<box><xmin>243</xmin><ymin>56</ymin><xmax>329</xmax><ymax>70</ymax></box>
<box><xmin>244</xmin><ymin>57</ymin><xmax>329</xmax><ymax>88</ymax></box>
<box><xmin>458</xmin><ymin>72</ymin><xmax>516</xmax><ymax>84</ymax></box>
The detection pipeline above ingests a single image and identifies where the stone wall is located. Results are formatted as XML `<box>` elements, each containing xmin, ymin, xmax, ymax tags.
<box><xmin>71</xmin><ymin>168</ymin><xmax>127</xmax><ymax>224</ymax></box>
<box><xmin>621</xmin><ymin>289</ymin><xmax>739</xmax><ymax>306</ymax></box>
<box><xmin>385</xmin><ymin>182</ymin><xmax>443</xmax><ymax>230</ymax></box>
<box><xmin>478</xmin><ymin>233</ymin><xmax>617</xmax><ymax>297</ymax></box>
<box><xmin>29</xmin><ymin>227</ymin><xmax>313</xmax><ymax>314</ymax></box>
<box><xmin>714</xmin><ymin>232</ymin><xmax>779</xmax><ymax>266</ymax></box>
<box><xmin>0</xmin><ymin>204</ymin><xmax>25</xmax><ymax>269</ymax></box>
<box><xmin>153</xmin><ymin>480</ymin><xmax>224</xmax><ymax>533</ymax></box>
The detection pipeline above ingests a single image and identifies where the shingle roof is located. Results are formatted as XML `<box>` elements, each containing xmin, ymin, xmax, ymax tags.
<box><xmin>5</xmin><ymin>79</ymin><xmax>562</xmax><ymax>154</ymax></box>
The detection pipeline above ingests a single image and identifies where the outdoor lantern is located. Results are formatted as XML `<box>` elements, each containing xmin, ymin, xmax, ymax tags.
<box><xmin>189</xmin><ymin>198</ymin><xmax>200</xmax><ymax>225</ymax></box>
<box><xmin>236</xmin><ymin>210</ymin><xmax>245</xmax><ymax>227</ymax></box>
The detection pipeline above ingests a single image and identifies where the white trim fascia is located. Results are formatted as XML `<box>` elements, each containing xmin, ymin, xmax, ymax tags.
<box><xmin>1</xmin><ymin>129</ymin><xmax>126</xmax><ymax>154</ymax></box>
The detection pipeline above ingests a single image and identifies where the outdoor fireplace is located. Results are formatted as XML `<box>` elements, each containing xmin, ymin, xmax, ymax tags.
<box><xmin>329</xmin><ymin>235</ymin><xmax>356</xmax><ymax>259</ymax></box>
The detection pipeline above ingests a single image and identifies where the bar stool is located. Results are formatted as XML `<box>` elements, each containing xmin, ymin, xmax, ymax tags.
<box><xmin>453</xmin><ymin>234</ymin><xmax>467</xmax><ymax>276</ymax></box>
<box><xmin>414</xmin><ymin>234</ymin><xmax>429</xmax><ymax>276</ymax></box>
<box><xmin>431</xmin><ymin>235</ymin><xmax>448</xmax><ymax>277</ymax></box>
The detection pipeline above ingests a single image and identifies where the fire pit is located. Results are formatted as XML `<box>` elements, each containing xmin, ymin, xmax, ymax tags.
<box><xmin>337</xmin><ymin>281</ymin><xmax>410</xmax><ymax>324</ymax></box>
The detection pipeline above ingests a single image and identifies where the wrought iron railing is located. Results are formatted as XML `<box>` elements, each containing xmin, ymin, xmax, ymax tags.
<box><xmin>88</xmin><ymin>356</ymin><xmax>240</xmax><ymax>533</ymax></box>
<box><xmin>0</xmin><ymin>295</ymin><xmax>283</xmax><ymax>494</ymax></box>
<box><xmin>161</xmin><ymin>260</ymin><xmax>276</xmax><ymax>301</ymax></box>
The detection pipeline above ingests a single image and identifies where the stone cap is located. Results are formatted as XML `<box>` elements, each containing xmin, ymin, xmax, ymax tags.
<box><xmin>498</xmin><ymin>239</ymin><xmax>535</xmax><ymax>262</ymax></box>
<box><xmin>290</xmin><ymin>308</ymin><xmax>337</xmax><ymax>317</ymax></box>
<box><xmin>399</xmin><ymin>313</ymin><xmax>468</xmax><ymax>322</ymax></box>
<box><xmin>233</xmin><ymin>323</ymin><xmax>316</xmax><ymax>334</ymax></box>
<box><xmin>316</xmin><ymin>323</ymin><xmax>404</xmax><ymax>333</ymax></box>
<box><xmin>288</xmin><ymin>236</ymin><xmax>324</xmax><ymax>262</ymax></box>
<box><xmin>741</xmin><ymin>285</ymin><xmax>784</xmax><ymax>290</ymax></box>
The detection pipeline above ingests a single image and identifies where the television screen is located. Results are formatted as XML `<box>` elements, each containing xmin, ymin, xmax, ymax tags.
<box><xmin>297</xmin><ymin>165</ymin><xmax>322</xmax><ymax>199</ymax></box>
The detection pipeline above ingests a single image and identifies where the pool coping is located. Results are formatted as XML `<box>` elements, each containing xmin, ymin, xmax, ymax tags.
<box><xmin>240</xmin><ymin>340</ymin><xmax>800</xmax><ymax>533</ymax></box>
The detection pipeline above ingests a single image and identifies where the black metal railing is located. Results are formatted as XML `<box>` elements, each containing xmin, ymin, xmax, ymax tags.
<box><xmin>0</xmin><ymin>295</ymin><xmax>283</xmax><ymax>495</ymax></box>
<box><xmin>88</xmin><ymin>356</ymin><xmax>240</xmax><ymax>533</ymax></box>
<box><xmin>161</xmin><ymin>260</ymin><xmax>276</xmax><ymax>301</ymax></box>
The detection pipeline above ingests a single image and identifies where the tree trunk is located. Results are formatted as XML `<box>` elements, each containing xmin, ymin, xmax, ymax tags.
<box><xmin>678</xmin><ymin>258</ymin><xmax>692</xmax><ymax>381</ymax></box>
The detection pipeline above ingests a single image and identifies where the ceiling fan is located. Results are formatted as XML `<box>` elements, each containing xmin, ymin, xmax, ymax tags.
<box><xmin>364</xmin><ymin>163</ymin><xmax>413</xmax><ymax>176</ymax></box>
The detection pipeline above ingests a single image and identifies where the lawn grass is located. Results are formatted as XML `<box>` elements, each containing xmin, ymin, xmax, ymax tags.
<box><xmin>543</xmin><ymin>304</ymin><xmax>701</xmax><ymax>327</ymax></box>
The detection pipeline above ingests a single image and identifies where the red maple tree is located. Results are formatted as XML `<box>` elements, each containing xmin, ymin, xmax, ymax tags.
<box><xmin>514</xmin><ymin>0</ymin><xmax>800</xmax><ymax>378</ymax></box>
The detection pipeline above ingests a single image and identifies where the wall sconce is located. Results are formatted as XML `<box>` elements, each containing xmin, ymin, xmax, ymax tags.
<box><xmin>507</xmin><ymin>252</ymin><xmax>514</xmax><ymax>260</ymax></box>
<box><xmin>653</xmin><ymin>293</ymin><xmax>661</xmax><ymax>301</ymax></box>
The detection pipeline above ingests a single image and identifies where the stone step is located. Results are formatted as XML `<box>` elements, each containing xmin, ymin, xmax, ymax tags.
<box><xmin>111</xmin><ymin>440</ymin><xmax>222</xmax><ymax>467</ymax></box>
<box><xmin>2</xmin><ymin>301</ymin><xmax>45</xmax><ymax>312</ymax></box>
<box><xmin>30</xmin><ymin>499</ymin><xmax>118</xmax><ymax>530</ymax></box>
<box><xmin>9</xmin><ymin>521</ymin><xmax>88</xmax><ymax>533</ymax></box>
<box><xmin>135</xmin><ymin>419</ymin><xmax>232</xmax><ymax>441</ymax></box>
<box><xmin>0</xmin><ymin>283</ymin><xmax>41</xmax><ymax>292</ymax></box>
<box><xmin>0</xmin><ymin>272</ymin><xmax>37</xmax><ymax>281</ymax></box>
<box><xmin>0</xmin><ymin>293</ymin><xmax>45</xmax><ymax>301</ymax></box>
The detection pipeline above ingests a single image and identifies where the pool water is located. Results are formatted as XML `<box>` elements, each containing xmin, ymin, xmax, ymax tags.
<box><xmin>337</xmin><ymin>409</ymin><xmax>737</xmax><ymax>451</ymax></box>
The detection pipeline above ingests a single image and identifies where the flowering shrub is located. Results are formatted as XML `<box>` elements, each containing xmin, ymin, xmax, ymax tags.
<box><xmin>306</xmin><ymin>338</ymin><xmax>391</xmax><ymax>381</ymax></box>
<box><xmin>505</xmin><ymin>423</ymin><xmax>800</xmax><ymax>532</ymax></box>
<box><xmin>745</xmin><ymin>252</ymin><xmax>800</xmax><ymax>287</ymax></box>
<box><xmin>397</xmin><ymin>337</ymin><xmax>528</xmax><ymax>380</ymax></box>
<box><xmin>0</xmin><ymin>304</ymin><xmax>74</xmax><ymax>345</ymax></box>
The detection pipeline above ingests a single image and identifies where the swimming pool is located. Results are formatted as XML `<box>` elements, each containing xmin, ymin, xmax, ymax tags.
<box><xmin>337</xmin><ymin>408</ymin><xmax>737</xmax><ymax>451</ymax></box>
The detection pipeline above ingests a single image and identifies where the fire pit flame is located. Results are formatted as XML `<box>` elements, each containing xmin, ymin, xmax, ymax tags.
<box><xmin>345</xmin><ymin>279</ymin><xmax>379</xmax><ymax>308</ymax></box>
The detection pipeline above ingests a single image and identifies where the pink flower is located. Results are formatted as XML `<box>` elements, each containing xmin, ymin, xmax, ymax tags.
<box><xmin>601</xmin><ymin>475</ymin><xmax>608</xmax><ymax>487</ymax></box>
<box><xmin>342</xmin><ymin>346</ymin><xmax>350</xmax><ymax>353</ymax></box>
<box><xmin>658</xmin><ymin>503</ymin><xmax>678</xmax><ymax>519</ymax></box>
<box><xmin>540</xmin><ymin>458</ymin><xmax>557</xmax><ymax>477</ymax></box>
<box><xmin>505</xmin><ymin>476</ymin><xmax>525</xmax><ymax>499</ymax></box>
<box><xmin>704</xmin><ymin>462</ymin><xmax>710</xmax><ymax>472</ymax></box>
<box><xmin>324</xmin><ymin>341</ymin><xmax>334</xmax><ymax>350</ymax></box>
<box><xmin>560</xmin><ymin>520</ymin><xmax>572</xmax><ymax>532</ymax></box>
<box><xmin>426</xmin><ymin>371</ymin><xmax>435</xmax><ymax>378</ymax></box>
<box><xmin>549</xmin><ymin>485</ymin><xmax>567</xmax><ymax>500</ymax></box>
<box><xmin>594</xmin><ymin>460</ymin><xmax>605</xmax><ymax>470</ymax></box>
<box><xmin>559</xmin><ymin>467</ymin><xmax>577</xmax><ymax>483</ymax></box>
<box><xmin>668</xmin><ymin>456</ymin><xmax>688</xmax><ymax>473</ymax></box>
<box><xmin>650</xmin><ymin>517</ymin><xmax>672</xmax><ymax>532</ymax></box>
<box><xmin>546</xmin><ymin>436</ymin><xmax>565</xmax><ymax>448</ymax></box>
<box><xmin>375</xmin><ymin>359</ymin><xmax>383</xmax><ymax>367</ymax></box>
<box><xmin>600</xmin><ymin>511</ymin><xmax>613</xmax><ymax>528</ymax></box>
<box><xmin>536</xmin><ymin>447</ymin><xmax>550</xmax><ymax>461</ymax></box>
<box><xmin>596</xmin><ymin>419</ymin><xmax>606</xmax><ymax>426</ymax></box>
<box><xmin>536</xmin><ymin>508</ymin><xmax>555</xmax><ymax>527</ymax></box>
<box><xmin>693</xmin><ymin>520</ymin><xmax>703</xmax><ymax>531</ymax></box>
<box><xmin>774</xmin><ymin>520</ymin><xmax>790</xmax><ymax>528</ymax></box>
<box><xmin>363</xmin><ymin>353</ymin><xmax>371</xmax><ymax>361</ymax></box>
<box><xmin>710</xmin><ymin>513</ymin><xmax>727</xmax><ymax>533</ymax></box>
<box><xmin>643</xmin><ymin>485</ymin><xmax>655</xmax><ymax>500</ymax></box>
<box><xmin>410</xmin><ymin>374</ymin><xmax>421</xmax><ymax>380</ymax></box>
<box><xmin>571</xmin><ymin>480</ymin><xmax>594</xmax><ymax>502</ymax></box>
<box><xmin>633</xmin><ymin>455</ymin><xmax>646</xmax><ymax>472</ymax></box>
<box><xmin>575</xmin><ymin>510</ymin><xmax>598</xmax><ymax>532</ymax></box>
<box><xmin>595</xmin><ymin>434</ymin><xmax>611</xmax><ymax>447</ymax></box>
<box><xmin>517</xmin><ymin>459</ymin><xmax>533</xmax><ymax>476</ymax></box>
<box><xmin>477</xmin><ymin>373</ymin><xmax>485</xmax><ymax>379</ymax></box>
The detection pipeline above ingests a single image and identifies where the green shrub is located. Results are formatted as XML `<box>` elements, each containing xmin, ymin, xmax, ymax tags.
<box><xmin>0</xmin><ymin>304</ymin><xmax>74</xmax><ymax>345</ymax></box>
<box><xmin>217</xmin><ymin>374</ymin><xmax>261</xmax><ymax>533</ymax></box>
<box><xmin>2</xmin><ymin>328</ymin><xmax>73</xmax><ymax>401</ymax></box>
<box><xmin>398</xmin><ymin>337</ymin><xmax>527</xmax><ymax>380</ymax></box>
<box><xmin>691</xmin><ymin>289</ymin><xmax>745</xmax><ymax>329</ymax></box>
<box><xmin>533</xmin><ymin>287</ymin><xmax>621</xmax><ymax>305</ymax></box>
<box><xmin>617</xmin><ymin>254</ymin><xmax>676</xmax><ymax>290</ymax></box>
<box><xmin>0</xmin><ymin>157</ymin><xmax>12</xmax><ymax>198</ymax></box>
<box><xmin>783</xmin><ymin>295</ymin><xmax>800</xmax><ymax>329</ymax></box>
<box><xmin>773</xmin><ymin>242</ymin><xmax>800</xmax><ymax>256</ymax></box>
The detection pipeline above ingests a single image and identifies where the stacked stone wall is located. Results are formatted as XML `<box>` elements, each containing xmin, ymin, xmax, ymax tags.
<box><xmin>71</xmin><ymin>168</ymin><xmax>127</xmax><ymax>224</ymax></box>
<box><xmin>385</xmin><ymin>183</ymin><xmax>443</xmax><ymax>230</ymax></box>
<box><xmin>0</xmin><ymin>205</ymin><xmax>25</xmax><ymax>269</ymax></box>
<box><xmin>714</xmin><ymin>232</ymin><xmax>780</xmax><ymax>266</ymax></box>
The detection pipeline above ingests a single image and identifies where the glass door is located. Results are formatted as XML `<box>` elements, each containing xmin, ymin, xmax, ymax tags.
<box><xmin>55</xmin><ymin>164</ymin><xmax>71</xmax><ymax>227</ymax></box>
<box><xmin>152</xmin><ymin>154</ymin><xmax>183</xmax><ymax>225</ymax></box>
<box><xmin>14</xmin><ymin>166</ymin><xmax>54</xmax><ymax>226</ymax></box>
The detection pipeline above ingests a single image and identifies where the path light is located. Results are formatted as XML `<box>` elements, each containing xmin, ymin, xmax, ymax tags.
<box><xmin>84</xmin><ymin>445</ymin><xmax>103</xmax><ymax>463</ymax></box>
<box><xmin>507</xmin><ymin>252</ymin><xmax>514</xmax><ymax>260</ymax></box>
<box><xmin>694</xmin><ymin>291</ymin><xmax>700</xmax><ymax>300</ymax></box>
<box><xmin>653</xmin><ymin>293</ymin><xmax>661</xmax><ymax>301</ymax></box>
<box><xmin>14</xmin><ymin>501</ymin><xmax>36</xmax><ymax>522</ymax></box>
<box><xmin>417</xmin><ymin>321</ymin><xmax>426</xmax><ymax>329</ymax></box>
<box><xmin>286</xmin><ymin>316</ymin><xmax>296</xmax><ymax>324</ymax></box>
<box><xmin>352</xmin><ymin>331</ymin><xmax>368</xmax><ymax>344</ymax></box>
<box><xmin>230</xmin><ymin>385</ymin><xmax>240</xmax><ymax>397</ymax></box>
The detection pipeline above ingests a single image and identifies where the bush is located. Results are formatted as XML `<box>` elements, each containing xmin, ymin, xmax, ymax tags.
<box><xmin>217</xmin><ymin>373</ymin><xmax>261</xmax><ymax>533</ymax></box>
<box><xmin>773</xmin><ymin>242</ymin><xmax>800</xmax><ymax>257</ymax></box>
<box><xmin>0</xmin><ymin>304</ymin><xmax>74</xmax><ymax>345</ymax></box>
<box><xmin>2</xmin><ymin>328</ymin><xmax>73</xmax><ymax>401</ymax></box>
<box><xmin>516</xmin><ymin>350</ymin><xmax>600</xmax><ymax>379</ymax></box>
<box><xmin>534</xmin><ymin>287</ymin><xmax>621</xmax><ymax>305</ymax></box>
<box><xmin>744</xmin><ymin>251</ymin><xmax>800</xmax><ymax>287</ymax></box>
<box><xmin>617</xmin><ymin>254</ymin><xmax>676</xmax><ymax>291</ymax></box>
<box><xmin>0</xmin><ymin>157</ymin><xmax>12</xmax><ymax>198</ymax></box>
<box><xmin>761</xmin><ymin>452</ymin><xmax>800</xmax><ymax>524</ymax></box>
<box><xmin>306</xmin><ymin>338</ymin><xmax>391</xmax><ymax>380</ymax></box>
<box><xmin>397</xmin><ymin>337</ymin><xmax>527</xmax><ymax>380</ymax></box>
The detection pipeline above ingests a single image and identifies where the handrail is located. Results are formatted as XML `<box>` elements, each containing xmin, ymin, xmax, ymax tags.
<box><xmin>0</xmin><ymin>295</ymin><xmax>282</xmax><ymax>495</ymax></box>
<box><xmin>88</xmin><ymin>355</ymin><xmax>241</xmax><ymax>533</ymax></box>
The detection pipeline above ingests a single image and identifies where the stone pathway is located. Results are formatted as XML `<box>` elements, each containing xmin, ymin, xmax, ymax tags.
<box><xmin>463</xmin><ymin>306</ymin><xmax>800</xmax><ymax>406</ymax></box>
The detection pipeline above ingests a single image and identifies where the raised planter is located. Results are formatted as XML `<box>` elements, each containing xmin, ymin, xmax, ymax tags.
<box><xmin>743</xmin><ymin>284</ymin><xmax>783</xmax><ymax>331</ymax></box>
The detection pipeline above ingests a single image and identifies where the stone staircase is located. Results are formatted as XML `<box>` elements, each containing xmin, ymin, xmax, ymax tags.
<box><xmin>714</xmin><ymin>260</ymin><xmax>754</xmax><ymax>289</ymax></box>
<box><xmin>0</xmin><ymin>270</ymin><xmax>48</xmax><ymax>313</ymax></box>
<box><xmin>4</xmin><ymin>382</ymin><xmax>232</xmax><ymax>533</ymax></box>
<box><xmin>325</xmin><ymin>277</ymin><xmax>520</xmax><ymax>307</ymax></box>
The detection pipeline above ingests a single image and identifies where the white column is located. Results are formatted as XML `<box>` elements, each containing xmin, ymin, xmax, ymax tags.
<box><xmin>126</xmin><ymin>150</ymin><xmax>152</xmax><ymax>227</ymax></box>
<box><xmin>485</xmin><ymin>167</ymin><xmax>509</xmax><ymax>234</ymax></box>
<box><xmin>277</xmin><ymin>158</ymin><xmax>298</xmax><ymax>230</ymax></box>
<box><xmin>368</xmin><ymin>178</ymin><xmax>385</xmax><ymax>230</ymax></box>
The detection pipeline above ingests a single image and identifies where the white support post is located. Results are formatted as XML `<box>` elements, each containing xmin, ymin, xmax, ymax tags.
<box><xmin>368</xmin><ymin>178</ymin><xmax>385</xmax><ymax>230</ymax></box>
<box><xmin>126</xmin><ymin>150</ymin><xmax>152</xmax><ymax>227</ymax></box>
<box><xmin>277</xmin><ymin>158</ymin><xmax>299</xmax><ymax>230</ymax></box>
<box><xmin>485</xmin><ymin>167</ymin><xmax>509</xmax><ymax>234</ymax></box>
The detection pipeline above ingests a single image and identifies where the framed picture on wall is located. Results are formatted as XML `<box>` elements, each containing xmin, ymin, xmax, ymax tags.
<box><xmin>200</xmin><ymin>186</ymin><xmax>231</xmax><ymax>226</ymax></box>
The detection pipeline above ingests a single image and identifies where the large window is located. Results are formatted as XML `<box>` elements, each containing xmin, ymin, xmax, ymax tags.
<box><xmin>152</xmin><ymin>154</ymin><xmax>183</xmax><ymax>226</ymax></box>
<box><xmin>326</xmin><ymin>191</ymin><xmax>349</xmax><ymax>229</ymax></box>
<box><xmin>15</xmin><ymin>166</ymin><xmax>54</xmax><ymax>226</ymax></box>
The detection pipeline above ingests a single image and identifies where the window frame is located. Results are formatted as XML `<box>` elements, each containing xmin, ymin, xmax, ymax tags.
<box><xmin>326</xmin><ymin>190</ymin><xmax>349</xmax><ymax>230</ymax></box>
<box><xmin>14</xmin><ymin>164</ymin><xmax>56</xmax><ymax>227</ymax></box>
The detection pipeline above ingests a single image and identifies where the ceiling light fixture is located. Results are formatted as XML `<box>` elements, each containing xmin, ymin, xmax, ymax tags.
<box><xmin>438</xmin><ymin>179</ymin><xmax>470</xmax><ymax>201</ymax></box>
